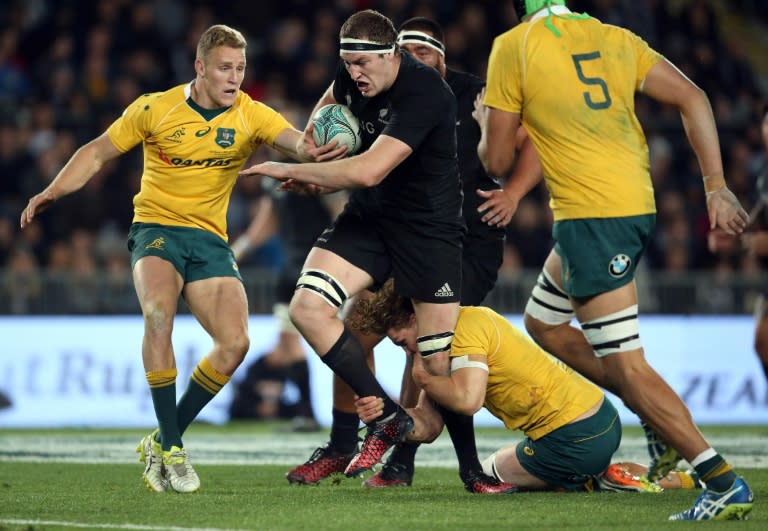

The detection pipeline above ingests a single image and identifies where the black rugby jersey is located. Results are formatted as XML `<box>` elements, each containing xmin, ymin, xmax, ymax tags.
<box><xmin>333</xmin><ymin>52</ymin><xmax>462</xmax><ymax>229</ymax></box>
<box><xmin>445</xmin><ymin>67</ymin><xmax>504</xmax><ymax>242</ymax></box>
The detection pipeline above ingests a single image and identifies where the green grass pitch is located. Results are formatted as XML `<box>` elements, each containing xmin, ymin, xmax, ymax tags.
<box><xmin>1</xmin><ymin>424</ymin><xmax>765</xmax><ymax>530</ymax></box>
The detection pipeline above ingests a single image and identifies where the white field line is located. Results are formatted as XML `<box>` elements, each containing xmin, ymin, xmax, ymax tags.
<box><xmin>0</xmin><ymin>520</ymin><xmax>248</xmax><ymax>531</ymax></box>
<box><xmin>1</xmin><ymin>432</ymin><xmax>767</xmax><ymax>468</ymax></box>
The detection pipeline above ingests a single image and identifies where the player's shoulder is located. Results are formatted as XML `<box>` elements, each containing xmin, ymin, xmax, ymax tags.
<box><xmin>494</xmin><ymin>23</ymin><xmax>526</xmax><ymax>45</ymax></box>
<box><xmin>233</xmin><ymin>90</ymin><xmax>280</xmax><ymax>116</ymax></box>
<box><xmin>148</xmin><ymin>83</ymin><xmax>188</xmax><ymax>107</ymax></box>
<box><xmin>400</xmin><ymin>52</ymin><xmax>447</xmax><ymax>88</ymax></box>
<box><xmin>600</xmin><ymin>21</ymin><xmax>647</xmax><ymax>45</ymax></box>
<box><xmin>446</xmin><ymin>68</ymin><xmax>484</xmax><ymax>98</ymax></box>
<box><xmin>122</xmin><ymin>84</ymin><xmax>186</xmax><ymax>119</ymax></box>
<box><xmin>234</xmin><ymin>89</ymin><xmax>257</xmax><ymax>106</ymax></box>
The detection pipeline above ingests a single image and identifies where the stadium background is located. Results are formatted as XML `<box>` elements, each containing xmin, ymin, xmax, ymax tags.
<box><xmin>0</xmin><ymin>0</ymin><xmax>767</xmax><ymax>428</ymax></box>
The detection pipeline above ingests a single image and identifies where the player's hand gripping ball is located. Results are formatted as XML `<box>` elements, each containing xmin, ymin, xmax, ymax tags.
<box><xmin>312</xmin><ymin>104</ymin><xmax>362</xmax><ymax>155</ymax></box>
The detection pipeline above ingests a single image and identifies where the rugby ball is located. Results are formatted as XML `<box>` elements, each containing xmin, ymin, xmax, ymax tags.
<box><xmin>312</xmin><ymin>104</ymin><xmax>362</xmax><ymax>155</ymax></box>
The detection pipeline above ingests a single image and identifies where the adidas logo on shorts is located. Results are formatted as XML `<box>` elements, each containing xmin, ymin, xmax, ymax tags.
<box><xmin>434</xmin><ymin>283</ymin><xmax>454</xmax><ymax>297</ymax></box>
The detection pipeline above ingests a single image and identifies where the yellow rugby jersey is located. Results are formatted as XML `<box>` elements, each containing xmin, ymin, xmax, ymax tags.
<box><xmin>451</xmin><ymin>306</ymin><xmax>603</xmax><ymax>440</ymax></box>
<box><xmin>107</xmin><ymin>83</ymin><xmax>293</xmax><ymax>239</ymax></box>
<box><xmin>484</xmin><ymin>12</ymin><xmax>663</xmax><ymax>220</ymax></box>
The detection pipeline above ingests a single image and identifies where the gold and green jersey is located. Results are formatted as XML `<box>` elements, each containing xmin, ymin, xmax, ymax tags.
<box><xmin>484</xmin><ymin>12</ymin><xmax>663</xmax><ymax>220</ymax></box>
<box><xmin>107</xmin><ymin>83</ymin><xmax>293</xmax><ymax>239</ymax></box>
<box><xmin>451</xmin><ymin>306</ymin><xmax>603</xmax><ymax>440</ymax></box>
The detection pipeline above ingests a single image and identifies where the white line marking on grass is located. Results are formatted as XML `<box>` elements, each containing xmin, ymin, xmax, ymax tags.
<box><xmin>1</xmin><ymin>432</ymin><xmax>767</xmax><ymax>467</ymax></box>
<box><xmin>0</xmin><ymin>520</ymin><xmax>247</xmax><ymax>531</ymax></box>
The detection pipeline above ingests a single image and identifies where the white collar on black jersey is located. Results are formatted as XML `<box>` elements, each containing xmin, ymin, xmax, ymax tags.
<box><xmin>529</xmin><ymin>4</ymin><xmax>572</xmax><ymax>21</ymax></box>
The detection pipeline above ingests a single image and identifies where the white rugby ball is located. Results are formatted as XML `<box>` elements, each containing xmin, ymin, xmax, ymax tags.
<box><xmin>312</xmin><ymin>104</ymin><xmax>362</xmax><ymax>155</ymax></box>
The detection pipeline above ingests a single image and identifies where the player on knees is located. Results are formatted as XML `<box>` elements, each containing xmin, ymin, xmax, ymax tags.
<box><xmin>354</xmin><ymin>281</ymin><xmax>707</xmax><ymax>494</ymax></box>
<box><xmin>353</xmin><ymin>280</ymin><xmax>626</xmax><ymax>493</ymax></box>
<box><xmin>479</xmin><ymin>0</ymin><xmax>752</xmax><ymax>520</ymax></box>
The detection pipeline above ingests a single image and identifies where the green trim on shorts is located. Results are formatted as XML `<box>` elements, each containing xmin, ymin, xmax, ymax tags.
<box><xmin>553</xmin><ymin>214</ymin><xmax>655</xmax><ymax>298</ymax></box>
<box><xmin>127</xmin><ymin>223</ymin><xmax>242</xmax><ymax>283</ymax></box>
<box><xmin>515</xmin><ymin>399</ymin><xmax>621</xmax><ymax>491</ymax></box>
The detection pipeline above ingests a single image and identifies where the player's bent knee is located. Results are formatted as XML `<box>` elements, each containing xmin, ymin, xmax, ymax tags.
<box><xmin>289</xmin><ymin>270</ymin><xmax>348</xmax><ymax>327</ymax></box>
<box><xmin>294</xmin><ymin>268</ymin><xmax>348</xmax><ymax>309</ymax></box>
<box><xmin>218</xmin><ymin>332</ymin><xmax>250</xmax><ymax>363</ymax></box>
<box><xmin>418</xmin><ymin>420</ymin><xmax>443</xmax><ymax>444</ymax></box>
<box><xmin>408</xmin><ymin>408</ymin><xmax>443</xmax><ymax>443</ymax></box>
<box><xmin>232</xmin><ymin>333</ymin><xmax>251</xmax><ymax>357</ymax></box>
<box><xmin>524</xmin><ymin>270</ymin><xmax>574</xmax><ymax>328</ymax></box>
<box><xmin>142</xmin><ymin>303</ymin><xmax>175</xmax><ymax>336</ymax></box>
<box><xmin>581</xmin><ymin>305</ymin><xmax>642</xmax><ymax>357</ymax></box>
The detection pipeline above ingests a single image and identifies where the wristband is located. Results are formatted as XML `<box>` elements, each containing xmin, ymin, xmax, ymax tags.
<box><xmin>230</xmin><ymin>235</ymin><xmax>252</xmax><ymax>260</ymax></box>
<box><xmin>703</xmin><ymin>173</ymin><xmax>726</xmax><ymax>195</ymax></box>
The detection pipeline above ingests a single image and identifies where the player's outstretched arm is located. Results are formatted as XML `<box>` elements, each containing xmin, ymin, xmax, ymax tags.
<box><xmin>642</xmin><ymin>59</ymin><xmax>748</xmax><ymax>235</ymax></box>
<box><xmin>240</xmin><ymin>136</ymin><xmax>411</xmax><ymax>190</ymax></box>
<box><xmin>273</xmin><ymin>126</ymin><xmax>347</xmax><ymax>163</ymax></box>
<box><xmin>20</xmin><ymin>133</ymin><xmax>122</xmax><ymax>228</ymax></box>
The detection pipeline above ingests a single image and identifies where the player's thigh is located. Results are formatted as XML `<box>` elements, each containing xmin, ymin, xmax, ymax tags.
<box><xmin>311</xmin><ymin>207</ymin><xmax>390</xmax><ymax>288</ymax></box>
<box><xmin>184</xmin><ymin>276</ymin><xmax>249</xmax><ymax>344</ymax></box>
<box><xmin>460</xmin><ymin>236</ymin><xmax>504</xmax><ymax>305</ymax></box>
<box><xmin>293</xmin><ymin>246</ymin><xmax>374</xmax><ymax>312</ymax></box>
<box><xmin>128</xmin><ymin>223</ymin><xmax>186</xmax><ymax>316</ymax></box>
<box><xmin>132</xmin><ymin>256</ymin><xmax>184</xmax><ymax>315</ymax></box>
<box><xmin>541</xmin><ymin>248</ymin><xmax>564</xmax><ymax>288</ymax></box>
<box><xmin>573</xmin><ymin>279</ymin><xmax>639</xmax><ymax>323</ymax></box>
<box><xmin>381</xmin><ymin>220</ymin><xmax>462</xmax><ymax>304</ymax></box>
<box><xmin>553</xmin><ymin>214</ymin><xmax>654</xmax><ymax>300</ymax></box>
<box><xmin>175</xmin><ymin>229</ymin><xmax>249</xmax><ymax>345</ymax></box>
<box><xmin>483</xmin><ymin>443</ymin><xmax>547</xmax><ymax>488</ymax></box>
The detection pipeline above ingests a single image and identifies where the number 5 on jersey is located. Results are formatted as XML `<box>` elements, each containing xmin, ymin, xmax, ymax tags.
<box><xmin>572</xmin><ymin>52</ymin><xmax>612</xmax><ymax>110</ymax></box>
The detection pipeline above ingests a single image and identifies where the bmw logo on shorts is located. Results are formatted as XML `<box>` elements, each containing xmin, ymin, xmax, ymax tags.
<box><xmin>608</xmin><ymin>254</ymin><xmax>631</xmax><ymax>278</ymax></box>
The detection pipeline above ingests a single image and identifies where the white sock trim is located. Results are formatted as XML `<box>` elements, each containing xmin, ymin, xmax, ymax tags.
<box><xmin>690</xmin><ymin>448</ymin><xmax>717</xmax><ymax>468</ymax></box>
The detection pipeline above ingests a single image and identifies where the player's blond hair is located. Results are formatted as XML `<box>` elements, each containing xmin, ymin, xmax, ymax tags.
<box><xmin>196</xmin><ymin>24</ymin><xmax>247</xmax><ymax>62</ymax></box>
<box><xmin>347</xmin><ymin>279</ymin><xmax>414</xmax><ymax>335</ymax></box>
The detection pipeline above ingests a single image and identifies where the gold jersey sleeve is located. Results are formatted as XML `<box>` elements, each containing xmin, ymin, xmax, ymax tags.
<box><xmin>485</xmin><ymin>16</ymin><xmax>663</xmax><ymax>221</ymax></box>
<box><xmin>451</xmin><ymin>307</ymin><xmax>603</xmax><ymax>440</ymax></box>
<box><xmin>107</xmin><ymin>84</ymin><xmax>293</xmax><ymax>239</ymax></box>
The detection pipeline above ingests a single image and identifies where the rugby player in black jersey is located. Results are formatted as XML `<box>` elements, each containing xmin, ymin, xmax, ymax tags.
<box><xmin>241</xmin><ymin>9</ymin><xmax>465</xmax><ymax>478</ymax></box>
<box><xmin>259</xmin><ymin>16</ymin><xmax>542</xmax><ymax>492</ymax></box>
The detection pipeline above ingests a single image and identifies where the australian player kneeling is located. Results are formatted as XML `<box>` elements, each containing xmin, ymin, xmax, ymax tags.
<box><xmin>353</xmin><ymin>280</ymin><xmax>699</xmax><ymax>493</ymax></box>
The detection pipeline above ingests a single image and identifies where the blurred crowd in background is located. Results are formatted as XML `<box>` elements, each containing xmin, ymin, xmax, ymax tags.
<box><xmin>1</xmin><ymin>0</ymin><xmax>767</xmax><ymax>315</ymax></box>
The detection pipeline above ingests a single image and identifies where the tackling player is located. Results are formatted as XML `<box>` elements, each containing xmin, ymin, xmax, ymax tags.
<box><xmin>352</xmin><ymin>279</ymin><xmax>623</xmax><ymax>492</ymax></box>
<box><xmin>354</xmin><ymin>280</ymin><xmax>707</xmax><ymax>493</ymax></box>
